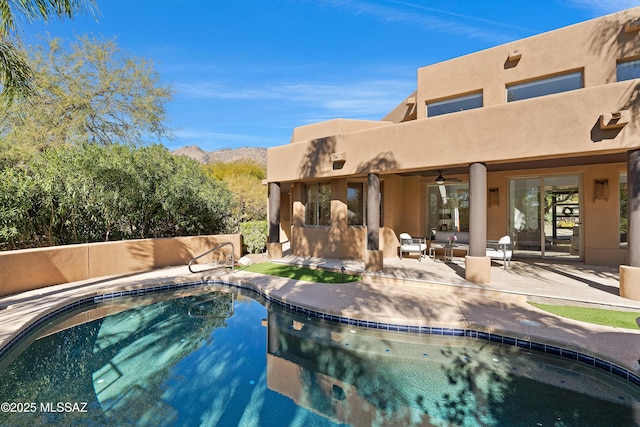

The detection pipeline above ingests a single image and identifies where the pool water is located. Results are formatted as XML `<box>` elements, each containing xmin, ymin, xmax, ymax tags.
<box><xmin>0</xmin><ymin>286</ymin><xmax>638</xmax><ymax>426</ymax></box>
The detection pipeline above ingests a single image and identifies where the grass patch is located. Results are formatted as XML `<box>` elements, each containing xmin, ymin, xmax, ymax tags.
<box><xmin>241</xmin><ymin>263</ymin><xmax>361</xmax><ymax>283</ymax></box>
<box><xmin>530</xmin><ymin>303</ymin><xmax>640</xmax><ymax>330</ymax></box>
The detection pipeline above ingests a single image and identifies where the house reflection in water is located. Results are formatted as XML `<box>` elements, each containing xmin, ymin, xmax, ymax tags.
<box><xmin>264</xmin><ymin>309</ymin><xmax>640</xmax><ymax>427</ymax></box>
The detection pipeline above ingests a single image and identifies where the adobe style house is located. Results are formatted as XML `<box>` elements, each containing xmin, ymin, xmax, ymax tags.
<box><xmin>266</xmin><ymin>7</ymin><xmax>640</xmax><ymax>295</ymax></box>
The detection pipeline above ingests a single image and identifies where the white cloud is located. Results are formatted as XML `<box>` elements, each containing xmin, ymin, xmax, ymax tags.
<box><xmin>567</xmin><ymin>0</ymin><xmax>640</xmax><ymax>13</ymax></box>
<box><xmin>314</xmin><ymin>0</ymin><xmax>522</xmax><ymax>43</ymax></box>
<box><xmin>386</xmin><ymin>0</ymin><xmax>538</xmax><ymax>33</ymax></box>
<box><xmin>176</xmin><ymin>78</ymin><xmax>415</xmax><ymax>119</ymax></box>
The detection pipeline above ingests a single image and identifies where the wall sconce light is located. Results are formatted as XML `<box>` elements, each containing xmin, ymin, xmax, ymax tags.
<box><xmin>507</xmin><ymin>50</ymin><xmax>522</xmax><ymax>62</ymax></box>
<box><xmin>594</xmin><ymin>179</ymin><xmax>609</xmax><ymax>202</ymax></box>
<box><xmin>488</xmin><ymin>187</ymin><xmax>500</xmax><ymax>207</ymax></box>
<box><xmin>599</xmin><ymin>110</ymin><xmax>630</xmax><ymax>130</ymax></box>
<box><xmin>624</xmin><ymin>18</ymin><xmax>640</xmax><ymax>33</ymax></box>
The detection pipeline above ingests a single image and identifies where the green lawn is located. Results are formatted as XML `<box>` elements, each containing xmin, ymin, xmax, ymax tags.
<box><xmin>530</xmin><ymin>302</ymin><xmax>640</xmax><ymax>330</ymax></box>
<box><xmin>240</xmin><ymin>263</ymin><xmax>361</xmax><ymax>283</ymax></box>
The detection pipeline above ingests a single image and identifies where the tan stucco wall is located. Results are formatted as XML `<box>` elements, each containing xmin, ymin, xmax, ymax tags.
<box><xmin>417</xmin><ymin>7</ymin><xmax>640</xmax><ymax>114</ymax></box>
<box><xmin>0</xmin><ymin>234</ymin><xmax>241</xmax><ymax>297</ymax></box>
<box><xmin>268</xmin><ymin>80</ymin><xmax>640</xmax><ymax>184</ymax></box>
<box><xmin>267</xmin><ymin>7</ymin><xmax>640</xmax><ymax>265</ymax></box>
<box><xmin>290</xmin><ymin>119</ymin><xmax>393</xmax><ymax>144</ymax></box>
<box><xmin>290</xmin><ymin>176</ymin><xmax>403</xmax><ymax>259</ymax></box>
<box><xmin>268</xmin><ymin>8</ymin><xmax>640</xmax><ymax>184</ymax></box>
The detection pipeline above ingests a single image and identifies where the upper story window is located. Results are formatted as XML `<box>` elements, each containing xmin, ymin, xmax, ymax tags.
<box><xmin>427</xmin><ymin>92</ymin><xmax>483</xmax><ymax>117</ymax></box>
<box><xmin>507</xmin><ymin>71</ymin><xmax>583</xmax><ymax>102</ymax></box>
<box><xmin>617</xmin><ymin>58</ymin><xmax>640</xmax><ymax>82</ymax></box>
<box><xmin>305</xmin><ymin>183</ymin><xmax>331</xmax><ymax>226</ymax></box>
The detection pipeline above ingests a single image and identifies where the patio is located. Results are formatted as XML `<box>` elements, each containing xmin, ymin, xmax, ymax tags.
<box><xmin>271</xmin><ymin>252</ymin><xmax>640</xmax><ymax>311</ymax></box>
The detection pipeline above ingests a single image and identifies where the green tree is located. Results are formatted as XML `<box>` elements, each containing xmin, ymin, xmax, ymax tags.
<box><xmin>0</xmin><ymin>0</ymin><xmax>96</xmax><ymax>103</ymax></box>
<box><xmin>203</xmin><ymin>160</ymin><xmax>267</xmax><ymax>230</ymax></box>
<box><xmin>0</xmin><ymin>144</ymin><xmax>234</xmax><ymax>249</ymax></box>
<box><xmin>1</xmin><ymin>35</ymin><xmax>172</xmax><ymax>151</ymax></box>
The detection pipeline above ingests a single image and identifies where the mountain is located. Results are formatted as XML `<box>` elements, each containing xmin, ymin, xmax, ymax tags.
<box><xmin>173</xmin><ymin>146</ymin><xmax>267</xmax><ymax>167</ymax></box>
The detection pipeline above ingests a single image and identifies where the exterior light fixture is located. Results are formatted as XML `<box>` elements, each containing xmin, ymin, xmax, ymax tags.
<box><xmin>435</xmin><ymin>172</ymin><xmax>445</xmax><ymax>185</ymax></box>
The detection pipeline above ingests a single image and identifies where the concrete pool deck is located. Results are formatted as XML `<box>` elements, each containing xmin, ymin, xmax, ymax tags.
<box><xmin>0</xmin><ymin>256</ymin><xmax>639</xmax><ymax>375</ymax></box>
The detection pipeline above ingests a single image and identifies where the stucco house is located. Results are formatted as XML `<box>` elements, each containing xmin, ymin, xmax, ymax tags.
<box><xmin>266</xmin><ymin>7</ymin><xmax>640</xmax><ymax>294</ymax></box>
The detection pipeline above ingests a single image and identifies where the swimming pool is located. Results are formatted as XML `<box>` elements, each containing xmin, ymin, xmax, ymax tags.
<box><xmin>0</xmin><ymin>285</ymin><xmax>638</xmax><ymax>426</ymax></box>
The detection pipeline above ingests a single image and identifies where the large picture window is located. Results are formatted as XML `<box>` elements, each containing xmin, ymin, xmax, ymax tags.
<box><xmin>427</xmin><ymin>92</ymin><xmax>482</xmax><ymax>117</ymax></box>
<box><xmin>617</xmin><ymin>58</ymin><xmax>640</xmax><ymax>82</ymax></box>
<box><xmin>507</xmin><ymin>71</ymin><xmax>582</xmax><ymax>102</ymax></box>
<box><xmin>305</xmin><ymin>183</ymin><xmax>331</xmax><ymax>226</ymax></box>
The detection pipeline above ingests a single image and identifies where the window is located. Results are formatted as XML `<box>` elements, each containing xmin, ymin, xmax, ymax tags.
<box><xmin>347</xmin><ymin>183</ymin><xmax>365</xmax><ymax>226</ymax></box>
<box><xmin>617</xmin><ymin>58</ymin><xmax>640</xmax><ymax>82</ymax></box>
<box><xmin>507</xmin><ymin>71</ymin><xmax>582</xmax><ymax>102</ymax></box>
<box><xmin>427</xmin><ymin>92</ymin><xmax>483</xmax><ymax>117</ymax></box>
<box><xmin>427</xmin><ymin>183</ymin><xmax>469</xmax><ymax>235</ymax></box>
<box><xmin>620</xmin><ymin>173</ymin><xmax>627</xmax><ymax>247</ymax></box>
<box><xmin>305</xmin><ymin>183</ymin><xmax>331</xmax><ymax>226</ymax></box>
<box><xmin>347</xmin><ymin>181</ymin><xmax>384</xmax><ymax>227</ymax></box>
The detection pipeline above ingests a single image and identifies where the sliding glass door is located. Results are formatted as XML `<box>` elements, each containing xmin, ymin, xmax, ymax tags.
<box><xmin>508</xmin><ymin>175</ymin><xmax>581</xmax><ymax>259</ymax></box>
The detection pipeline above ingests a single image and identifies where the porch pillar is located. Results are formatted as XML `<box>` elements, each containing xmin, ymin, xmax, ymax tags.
<box><xmin>620</xmin><ymin>149</ymin><xmax>640</xmax><ymax>300</ymax></box>
<box><xmin>267</xmin><ymin>182</ymin><xmax>282</xmax><ymax>260</ymax></box>
<box><xmin>465</xmin><ymin>162</ymin><xmax>491</xmax><ymax>284</ymax></box>
<box><xmin>366</xmin><ymin>173</ymin><xmax>383</xmax><ymax>271</ymax></box>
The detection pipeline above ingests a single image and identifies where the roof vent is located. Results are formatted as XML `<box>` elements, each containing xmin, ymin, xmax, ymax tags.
<box><xmin>507</xmin><ymin>50</ymin><xmax>522</xmax><ymax>62</ymax></box>
<box><xmin>624</xmin><ymin>18</ymin><xmax>640</xmax><ymax>33</ymax></box>
<box><xmin>599</xmin><ymin>110</ymin><xmax>630</xmax><ymax>130</ymax></box>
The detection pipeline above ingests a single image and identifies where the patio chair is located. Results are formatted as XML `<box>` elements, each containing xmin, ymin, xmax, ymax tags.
<box><xmin>399</xmin><ymin>233</ymin><xmax>427</xmax><ymax>261</ymax></box>
<box><xmin>486</xmin><ymin>235</ymin><xmax>512</xmax><ymax>269</ymax></box>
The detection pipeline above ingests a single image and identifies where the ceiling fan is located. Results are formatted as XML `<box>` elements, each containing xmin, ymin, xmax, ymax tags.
<box><xmin>435</xmin><ymin>171</ymin><xmax>462</xmax><ymax>201</ymax></box>
<box><xmin>435</xmin><ymin>170</ymin><xmax>462</xmax><ymax>185</ymax></box>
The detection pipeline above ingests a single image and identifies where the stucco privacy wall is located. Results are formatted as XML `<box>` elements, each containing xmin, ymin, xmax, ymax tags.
<box><xmin>0</xmin><ymin>234</ymin><xmax>241</xmax><ymax>298</ymax></box>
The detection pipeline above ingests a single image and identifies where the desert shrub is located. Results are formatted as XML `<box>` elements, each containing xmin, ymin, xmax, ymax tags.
<box><xmin>240</xmin><ymin>220</ymin><xmax>267</xmax><ymax>254</ymax></box>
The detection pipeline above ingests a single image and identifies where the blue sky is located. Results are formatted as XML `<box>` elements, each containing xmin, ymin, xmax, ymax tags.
<box><xmin>20</xmin><ymin>0</ymin><xmax>640</xmax><ymax>151</ymax></box>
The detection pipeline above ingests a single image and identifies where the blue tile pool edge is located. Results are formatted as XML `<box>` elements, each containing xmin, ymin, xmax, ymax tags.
<box><xmin>214</xmin><ymin>279</ymin><xmax>640</xmax><ymax>390</ymax></box>
<box><xmin>0</xmin><ymin>280</ymin><xmax>205</xmax><ymax>363</ymax></box>
<box><xmin>0</xmin><ymin>278</ymin><xmax>638</xmax><ymax>390</ymax></box>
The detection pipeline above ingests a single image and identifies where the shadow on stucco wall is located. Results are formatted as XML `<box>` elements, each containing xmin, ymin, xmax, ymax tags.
<box><xmin>355</xmin><ymin>151</ymin><xmax>398</xmax><ymax>175</ymax></box>
<box><xmin>297</xmin><ymin>136</ymin><xmax>336</xmax><ymax>180</ymax></box>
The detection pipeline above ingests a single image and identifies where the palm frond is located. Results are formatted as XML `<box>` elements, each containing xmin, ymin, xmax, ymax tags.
<box><xmin>3</xmin><ymin>1</ymin><xmax>96</xmax><ymax>34</ymax></box>
<box><xmin>0</xmin><ymin>38</ymin><xmax>33</xmax><ymax>104</ymax></box>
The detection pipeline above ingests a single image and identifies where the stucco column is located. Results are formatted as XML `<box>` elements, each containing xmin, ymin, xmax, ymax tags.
<box><xmin>465</xmin><ymin>162</ymin><xmax>490</xmax><ymax>284</ymax></box>
<box><xmin>366</xmin><ymin>173</ymin><xmax>383</xmax><ymax>271</ymax></box>
<box><xmin>267</xmin><ymin>182</ymin><xmax>282</xmax><ymax>260</ymax></box>
<box><xmin>620</xmin><ymin>149</ymin><xmax>640</xmax><ymax>300</ymax></box>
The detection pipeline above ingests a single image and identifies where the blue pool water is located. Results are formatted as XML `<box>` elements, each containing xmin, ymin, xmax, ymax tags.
<box><xmin>0</xmin><ymin>286</ymin><xmax>638</xmax><ymax>426</ymax></box>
